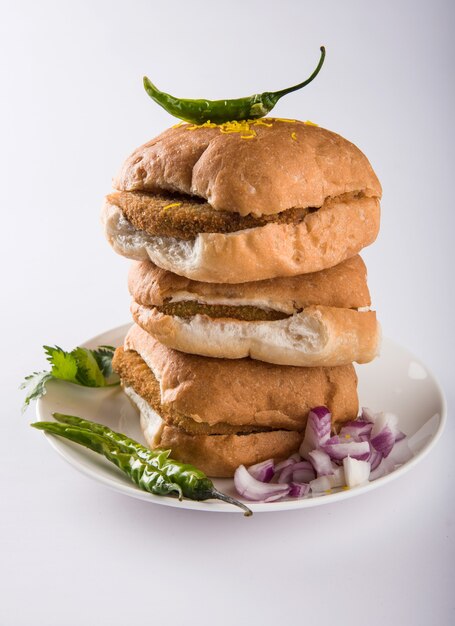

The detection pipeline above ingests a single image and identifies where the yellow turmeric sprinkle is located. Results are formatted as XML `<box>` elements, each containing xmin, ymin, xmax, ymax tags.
<box><xmin>324</xmin><ymin>489</ymin><xmax>332</xmax><ymax>495</ymax></box>
<box><xmin>291</xmin><ymin>132</ymin><xmax>297</xmax><ymax>141</ymax></box>
<box><xmin>342</xmin><ymin>486</ymin><xmax>350</xmax><ymax>491</ymax></box>
<box><xmin>253</xmin><ymin>119</ymin><xmax>273</xmax><ymax>127</ymax></box>
<box><xmin>162</xmin><ymin>202</ymin><xmax>182</xmax><ymax>210</ymax></box>
<box><xmin>344</xmin><ymin>433</ymin><xmax>351</xmax><ymax>439</ymax></box>
<box><xmin>185</xmin><ymin>118</ymin><xmax>278</xmax><ymax>137</ymax></box>
<box><xmin>172</xmin><ymin>121</ymin><xmax>185</xmax><ymax>128</ymax></box>
<box><xmin>273</xmin><ymin>118</ymin><xmax>296</xmax><ymax>123</ymax></box>
<box><xmin>304</xmin><ymin>120</ymin><xmax>318</xmax><ymax>126</ymax></box>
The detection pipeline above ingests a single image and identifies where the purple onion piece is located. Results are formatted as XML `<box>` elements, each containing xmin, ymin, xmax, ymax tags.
<box><xmin>247</xmin><ymin>459</ymin><xmax>275</xmax><ymax>483</ymax></box>
<box><xmin>370</xmin><ymin>412</ymin><xmax>399</xmax><ymax>457</ymax></box>
<box><xmin>234</xmin><ymin>465</ymin><xmax>290</xmax><ymax>502</ymax></box>
<box><xmin>299</xmin><ymin>406</ymin><xmax>332</xmax><ymax>459</ymax></box>
<box><xmin>339</xmin><ymin>421</ymin><xmax>373</xmax><ymax>441</ymax></box>
<box><xmin>395</xmin><ymin>430</ymin><xmax>406</xmax><ymax>442</ymax></box>
<box><xmin>323</xmin><ymin>440</ymin><xmax>370</xmax><ymax>461</ymax></box>
<box><xmin>274</xmin><ymin>458</ymin><xmax>297</xmax><ymax>473</ymax></box>
<box><xmin>277</xmin><ymin>461</ymin><xmax>315</xmax><ymax>484</ymax></box>
<box><xmin>308</xmin><ymin>449</ymin><xmax>334</xmax><ymax>476</ymax></box>
<box><xmin>289</xmin><ymin>483</ymin><xmax>310</xmax><ymax>498</ymax></box>
<box><xmin>368</xmin><ymin>446</ymin><xmax>383</xmax><ymax>471</ymax></box>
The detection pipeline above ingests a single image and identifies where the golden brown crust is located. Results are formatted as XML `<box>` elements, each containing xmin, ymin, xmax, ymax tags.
<box><xmin>107</xmin><ymin>190</ymin><xmax>313</xmax><ymax>240</ymax></box>
<box><xmin>157</xmin><ymin>426</ymin><xmax>303</xmax><ymax>478</ymax></box>
<box><xmin>114</xmin><ymin>348</ymin><xmax>275</xmax><ymax>435</ymax></box>
<box><xmin>114</xmin><ymin>119</ymin><xmax>381</xmax><ymax>217</ymax></box>
<box><xmin>118</xmin><ymin>324</ymin><xmax>359</xmax><ymax>429</ymax></box>
<box><xmin>128</xmin><ymin>254</ymin><xmax>371</xmax><ymax>311</ymax></box>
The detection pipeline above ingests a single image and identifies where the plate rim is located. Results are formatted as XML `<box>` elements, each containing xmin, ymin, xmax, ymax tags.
<box><xmin>35</xmin><ymin>323</ymin><xmax>448</xmax><ymax>514</ymax></box>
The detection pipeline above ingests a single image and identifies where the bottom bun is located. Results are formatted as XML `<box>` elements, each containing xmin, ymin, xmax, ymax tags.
<box><xmin>125</xmin><ymin>385</ymin><xmax>302</xmax><ymax>478</ymax></box>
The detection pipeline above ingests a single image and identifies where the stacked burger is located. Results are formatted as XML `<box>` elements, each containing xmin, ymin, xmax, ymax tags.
<box><xmin>103</xmin><ymin>118</ymin><xmax>381</xmax><ymax>477</ymax></box>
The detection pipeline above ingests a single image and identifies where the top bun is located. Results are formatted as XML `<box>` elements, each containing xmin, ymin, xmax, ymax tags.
<box><xmin>114</xmin><ymin>119</ymin><xmax>382</xmax><ymax>217</ymax></box>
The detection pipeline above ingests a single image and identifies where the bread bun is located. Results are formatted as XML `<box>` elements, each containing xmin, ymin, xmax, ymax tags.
<box><xmin>131</xmin><ymin>302</ymin><xmax>380</xmax><ymax>367</ymax></box>
<box><xmin>114</xmin><ymin>324</ymin><xmax>359</xmax><ymax>430</ymax></box>
<box><xmin>128</xmin><ymin>255</ymin><xmax>371</xmax><ymax>311</ymax></box>
<box><xmin>114</xmin><ymin>119</ymin><xmax>381</xmax><ymax>217</ymax></box>
<box><xmin>102</xmin><ymin>194</ymin><xmax>380</xmax><ymax>282</ymax></box>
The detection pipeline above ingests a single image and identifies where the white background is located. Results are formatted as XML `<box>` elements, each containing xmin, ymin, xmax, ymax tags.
<box><xmin>1</xmin><ymin>1</ymin><xmax>454</xmax><ymax>624</ymax></box>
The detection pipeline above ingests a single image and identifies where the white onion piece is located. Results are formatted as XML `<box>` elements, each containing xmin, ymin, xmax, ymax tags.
<box><xmin>343</xmin><ymin>457</ymin><xmax>371</xmax><ymax>488</ymax></box>
<box><xmin>247</xmin><ymin>459</ymin><xmax>275</xmax><ymax>483</ymax></box>
<box><xmin>387</xmin><ymin>437</ymin><xmax>413</xmax><ymax>465</ymax></box>
<box><xmin>308</xmin><ymin>449</ymin><xmax>334</xmax><ymax>476</ymax></box>
<box><xmin>370</xmin><ymin>412</ymin><xmax>399</xmax><ymax>457</ymax></box>
<box><xmin>361</xmin><ymin>407</ymin><xmax>377</xmax><ymax>423</ymax></box>
<box><xmin>323</xmin><ymin>440</ymin><xmax>370</xmax><ymax>461</ymax></box>
<box><xmin>234</xmin><ymin>465</ymin><xmax>290</xmax><ymax>502</ymax></box>
<box><xmin>310</xmin><ymin>468</ymin><xmax>346</xmax><ymax>493</ymax></box>
<box><xmin>369</xmin><ymin>456</ymin><xmax>396</xmax><ymax>480</ymax></box>
<box><xmin>299</xmin><ymin>406</ymin><xmax>331</xmax><ymax>459</ymax></box>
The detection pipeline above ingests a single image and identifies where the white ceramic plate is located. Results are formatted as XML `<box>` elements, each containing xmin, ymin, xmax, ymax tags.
<box><xmin>36</xmin><ymin>324</ymin><xmax>447</xmax><ymax>514</ymax></box>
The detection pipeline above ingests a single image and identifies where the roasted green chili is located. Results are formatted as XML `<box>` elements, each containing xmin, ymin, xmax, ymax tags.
<box><xmin>32</xmin><ymin>415</ymin><xmax>252</xmax><ymax>515</ymax></box>
<box><xmin>143</xmin><ymin>46</ymin><xmax>325</xmax><ymax>125</ymax></box>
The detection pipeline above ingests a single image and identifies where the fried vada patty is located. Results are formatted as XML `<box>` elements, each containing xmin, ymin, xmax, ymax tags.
<box><xmin>107</xmin><ymin>190</ymin><xmax>319</xmax><ymax>240</ymax></box>
<box><xmin>113</xmin><ymin>347</ymin><xmax>276</xmax><ymax>435</ymax></box>
<box><xmin>156</xmin><ymin>300</ymin><xmax>288</xmax><ymax>321</ymax></box>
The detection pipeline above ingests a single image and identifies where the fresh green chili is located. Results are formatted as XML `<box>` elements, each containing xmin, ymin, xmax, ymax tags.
<box><xmin>32</xmin><ymin>421</ymin><xmax>183</xmax><ymax>498</ymax></box>
<box><xmin>143</xmin><ymin>46</ymin><xmax>325</xmax><ymax>125</ymax></box>
<box><xmin>32</xmin><ymin>416</ymin><xmax>252</xmax><ymax>515</ymax></box>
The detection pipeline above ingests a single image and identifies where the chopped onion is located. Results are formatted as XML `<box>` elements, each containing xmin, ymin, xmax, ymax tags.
<box><xmin>234</xmin><ymin>465</ymin><xmax>290</xmax><ymax>502</ymax></box>
<box><xmin>370</xmin><ymin>412</ymin><xmax>399</xmax><ymax>457</ymax></box>
<box><xmin>310</xmin><ymin>467</ymin><xmax>345</xmax><ymax>493</ymax></box>
<box><xmin>247</xmin><ymin>459</ymin><xmax>275</xmax><ymax>483</ymax></box>
<box><xmin>323</xmin><ymin>440</ymin><xmax>370</xmax><ymax>461</ymax></box>
<box><xmin>343</xmin><ymin>457</ymin><xmax>371</xmax><ymax>488</ymax></box>
<box><xmin>289</xmin><ymin>483</ymin><xmax>310</xmax><ymax>498</ymax></box>
<box><xmin>276</xmin><ymin>461</ymin><xmax>315</xmax><ymax>484</ymax></box>
<box><xmin>339</xmin><ymin>420</ymin><xmax>373</xmax><ymax>441</ymax></box>
<box><xmin>299</xmin><ymin>406</ymin><xmax>331</xmax><ymax>459</ymax></box>
<box><xmin>308</xmin><ymin>449</ymin><xmax>334</xmax><ymax>476</ymax></box>
<box><xmin>368</xmin><ymin>446</ymin><xmax>383</xmax><ymax>471</ymax></box>
<box><xmin>274</xmin><ymin>458</ymin><xmax>297</xmax><ymax>473</ymax></box>
<box><xmin>361</xmin><ymin>407</ymin><xmax>377</xmax><ymax>423</ymax></box>
<box><xmin>236</xmin><ymin>407</ymin><xmax>412</xmax><ymax>503</ymax></box>
<box><xmin>369</xmin><ymin>456</ymin><xmax>396</xmax><ymax>481</ymax></box>
<box><xmin>387</xmin><ymin>437</ymin><xmax>413</xmax><ymax>465</ymax></box>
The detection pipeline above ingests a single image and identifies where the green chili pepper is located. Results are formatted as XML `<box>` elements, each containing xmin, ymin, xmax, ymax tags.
<box><xmin>32</xmin><ymin>422</ymin><xmax>183</xmax><ymax>498</ymax></box>
<box><xmin>143</xmin><ymin>46</ymin><xmax>325</xmax><ymax>125</ymax></box>
<box><xmin>32</xmin><ymin>416</ymin><xmax>252</xmax><ymax>515</ymax></box>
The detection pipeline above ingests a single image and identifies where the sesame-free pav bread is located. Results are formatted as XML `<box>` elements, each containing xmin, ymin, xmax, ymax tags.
<box><xmin>127</xmin><ymin>255</ymin><xmax>380</xmax><ymax>366</ymax></box>
<box><xmin>102</xmin><ymin>118</ymin><xmax>381</xmax><ymax>283</ymax></box>
<box><xmin>112</xmin><ymin>324</ymin><xmax>359</xmax><ymax>477</ymax></box>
